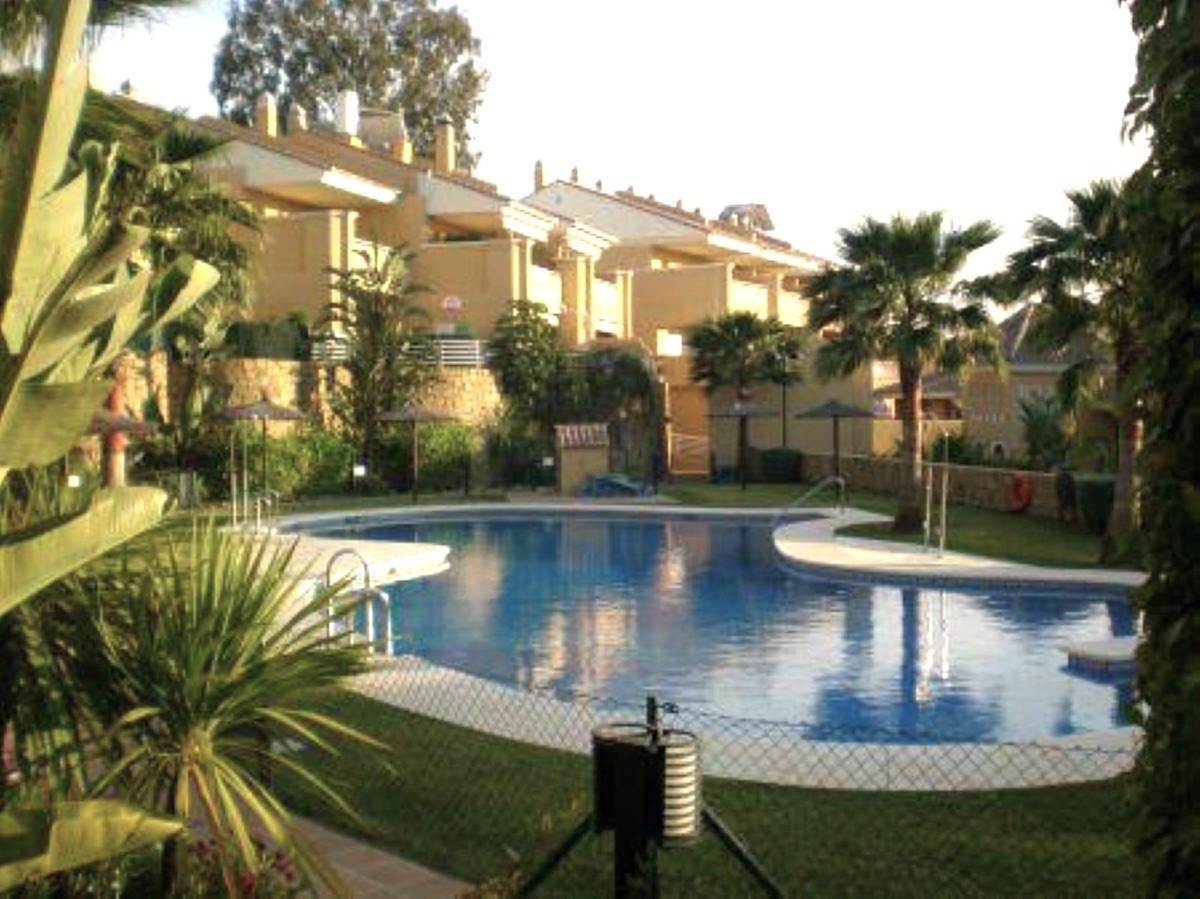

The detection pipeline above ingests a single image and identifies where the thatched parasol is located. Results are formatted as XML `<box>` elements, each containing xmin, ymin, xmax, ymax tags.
<box><xmin>795</xmin><ymin>399</ymin><xmax>874</xmax><ymax>477</ymax></box>
<box><xmin>380</xmin><ymin>404</ymin><xmax>456</xmax><ymax>503</ymax></box>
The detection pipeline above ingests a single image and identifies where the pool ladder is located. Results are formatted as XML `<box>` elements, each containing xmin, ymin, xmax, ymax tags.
<box><xmin>324</xmin><ymin>548</ymin><xmax>394</xmax><ymax>656</ymax></box>
<box><xmin>770</xmin><ymin>476</ymin><xmax>847</xmax><ymax>532</ymax></box>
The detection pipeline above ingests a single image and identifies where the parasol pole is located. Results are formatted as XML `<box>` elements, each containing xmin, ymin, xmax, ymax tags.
<box><xmin>242</xmin><ymin>425</ymin><xmax>249</xmax><ymax>530</ymax></box>
<box><xmin>229</xmin><ymin>431</ymin><xmax>238</xmax><ymax>526</ymax></box>
<box><xmin>411</xmin><ymin>420</ymin><xmax>419</xmax><ymax>504</ymax></box>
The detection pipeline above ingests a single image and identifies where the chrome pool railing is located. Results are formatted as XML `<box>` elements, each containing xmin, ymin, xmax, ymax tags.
<box><xmin>323</xmin><ymin>547</ymin><xmax>393</xmax><ymax>656</ymax></box>
<box><xmin>770</xmin><ymin>475</ymin><xmax>847</xmax><ymax>531</ymax></box>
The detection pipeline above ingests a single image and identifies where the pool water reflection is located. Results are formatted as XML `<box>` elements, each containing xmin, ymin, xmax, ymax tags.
<box><xmin>332</xmin><ymin>515</ymin><xmax>1136</xmax><ymax>743</ymax></box>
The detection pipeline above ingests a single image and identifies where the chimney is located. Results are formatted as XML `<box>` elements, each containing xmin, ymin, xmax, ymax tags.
<box><xmin>255</xmin><ymin>93</ymin><xmax>278</xmax><ymax>138</ymax></box>
<box><xmin>334</xmin><ymin>89</ymin><xmax>359</xmax><ymax>138</ymax></box>
<box><xmin>286</xmin><ymin>104</ymin><xmax>308</xmax><ymax>133</ymax></box>
<box><xmin>392</xmin><ymin>134</ymin><xmax>414</xmax><ymax>164</ymax></box>
<box><xmin>570</xmin><ymin>166</ymin><xmax>578</xmax><ymax>183</ymax></box>
<box><xmin>434</xmin><ymin>115</ymin><xmax>456</xmax><ymax>174</ymax></box>
<box><xmin>534</xmin><ymin>160</ymin><xmax>544</xmax><ymax>191</ymax></box>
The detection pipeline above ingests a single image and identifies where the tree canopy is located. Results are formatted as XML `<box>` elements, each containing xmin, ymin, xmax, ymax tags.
<box><xmin>211</xmin><ymin>0</ymin><xmax>487</xmax><ymax>164</ymax></box>
<box><xmin>806</xmin><ymin>212</ymin><xmax>1000</xmax><ymax>530</ymax></box>
<box><xmin>1120</xmin><ymin>0</ymin><xmax>1200</xmax><ymax>892</ymax></box>
<box><xmin>995</xmin><ymin>178</ymin><xmax>1145</xmax><ymax>543</ymax></box>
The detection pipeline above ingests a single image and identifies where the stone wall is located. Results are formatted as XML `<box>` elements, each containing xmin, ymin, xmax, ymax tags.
<box><xmin>417</xmin><ymin>367</ymin><xmax>503</xmax><ymax>427</ymax></box>
<box><xmin>115</xmin><ymin>352</ymin><xmax>503</xmax><ymax>436</ymax></box>
<box><xmin>804</xmin><ymin>453</ymin><xmax>1061</xmax><ymax>519</ymax></box>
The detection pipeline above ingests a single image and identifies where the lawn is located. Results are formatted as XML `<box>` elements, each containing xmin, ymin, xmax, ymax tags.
<box><xmin>281</xmin><ymin>691</ymin><xmax>1139</xmax><ymax>897</ymax></box>
<box><xmin>660</xmin><ymin>481</ymin><xmax>1116</xmax><ymax>568</ymax></box>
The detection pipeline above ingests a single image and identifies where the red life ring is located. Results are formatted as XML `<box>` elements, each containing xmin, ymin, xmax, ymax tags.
<box><xmin>1008</xmin><ymin>472</ymin><xmax>1034</xmax><ymax>513</ymax></box>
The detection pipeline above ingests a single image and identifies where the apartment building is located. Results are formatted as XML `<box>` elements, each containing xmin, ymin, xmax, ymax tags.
<box><xmin>962</xmin><ymin>304</ymin><xmax>1111</xmax><ymax>463</ymax></box>
<box><xmin>525</xmin><ymin>176</ymin><xmax>830</xmax><ymax>470</ymax></box>
<box><xmin>195</xmin><ymin>91</ymin><xmax>631</xmax><ymax>355</ymax></box>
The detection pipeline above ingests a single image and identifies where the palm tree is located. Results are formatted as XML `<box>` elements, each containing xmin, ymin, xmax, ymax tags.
<box><xmin>1018</xmin><ymin>392</ymin><xmax>1070</xmax><ymax>471</ymax></box>
<box><xmin>323</xmin><ymin>244</ymin><xmax>433</xmax><ymax>476</ymax></box>
<box><xmin>998</xmin><ymin>179</ymin><xmax>1143</xmax><ymax>544</ymax></box>
<box><xmin>687</xmin><ymin>312</ymin><xmax>801</xmax><ymax>488</ymax></box>
<box><xmin>806</xmin><ymin>213</ymin><xmax>1001</xmax><ymax>532</ymax></box>
<box><xmin>761</xmin><ymin>319</ymin><xmax>805</xmax><ymax>446</ymax></box>
<box><xmin>1</xmin><ymin>0</ymin><xmax>193</xmax><ymax>59</ymax></box>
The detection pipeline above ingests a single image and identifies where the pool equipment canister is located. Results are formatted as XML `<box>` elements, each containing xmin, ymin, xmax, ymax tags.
<box><xmin>516</xmin><ymin>696</ymin><xmax>782</xmax><ymax>898</ymax></box>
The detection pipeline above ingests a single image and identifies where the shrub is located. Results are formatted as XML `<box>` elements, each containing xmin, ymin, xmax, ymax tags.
<box><xmin>485</xmin><ymin>414</ymin><xmax>553</xmax><ymax>489</ymax></box>
<box><xmin>377</xmin><ymin>423</ymin><xmax>477</xmax><ymax>493</ymax></box>
<box><xmin>223</xmin><ymin>315</ymin><xmax>309</xmax><ymax>360</ymax></box>
<box><xmin>759</xmin><ymin>447</ymin><xmax>804</xmax><ymax>483</ymax></box>
<box><xmin>1055</xmin><ymin>468</ymin><xmax>1078</xmax><ymax>522</ymax></box>
<box><xmin>1076</xmin><ymin>475</ymin><xmax>1115</xmax><ymax>535</ymax></box>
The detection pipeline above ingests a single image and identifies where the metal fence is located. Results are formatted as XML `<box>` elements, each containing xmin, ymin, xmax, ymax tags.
<box><xmin>285</xmin><ymin>653</ymin><xmax>1141</xmax><ymax>897</ymax></box>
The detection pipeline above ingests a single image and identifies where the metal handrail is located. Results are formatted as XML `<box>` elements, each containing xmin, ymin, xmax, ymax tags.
<box><xmin>322</xmin><ymin>548</ymin><xmax>392</xmax><ymax>655</ymax></box>
<box><xmin>770</xmin><ymin>475</ymin><xmax>847</xmax><ymax>531</ymax></box>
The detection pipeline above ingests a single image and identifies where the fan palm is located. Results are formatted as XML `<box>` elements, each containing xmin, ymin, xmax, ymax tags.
<box><xmin>1</xmin><ymin>0</ymin><xmax>194</xmax><ymax>59</ymax></box>
<box><xmin>998</xmin><ymin>179</ymin><xmax>1144</xmax><ymax>543</ymax></box>
<box><xmin>806</xmin><ymin>213</ymin><xmax>1001</xmax><ymax>532</ymax></box>
<box><xmin>688</xmin><ymin>312</ymin><xmax>802</xmax><ymax>488</ymax></box>
<box><xmin>86</xmin><ymin>521</ymin><xmax>382</xmax><ymax>896</ymax></box>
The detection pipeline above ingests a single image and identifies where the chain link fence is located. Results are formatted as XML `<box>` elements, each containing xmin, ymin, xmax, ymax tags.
<box><xmin>281</xmin><ymin>653</ymin><xmax>1140</xmax><ymax>897</ymax></box>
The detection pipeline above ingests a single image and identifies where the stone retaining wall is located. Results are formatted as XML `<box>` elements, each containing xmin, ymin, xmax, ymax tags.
<box><xmin>115</xmin><ymin>353</ymin><xmax>504</xmax><ymax>435</ymax></box>
<box><xmin>804</xmin><ymin>453</ymin><xmax>1060</xmax><ymax>519</ymax></box>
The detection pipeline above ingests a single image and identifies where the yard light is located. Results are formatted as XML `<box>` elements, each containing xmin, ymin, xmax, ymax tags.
<box><xmin>352</xmin><ymin>462</ymin><xmax>367</xmax><ymax>479</ymax></box>
<box><xmin>516</xmin><ymin>696</ymin><xmax>782</xmax><ymax>898</ymax></box>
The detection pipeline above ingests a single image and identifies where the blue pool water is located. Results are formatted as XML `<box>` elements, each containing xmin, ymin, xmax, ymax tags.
<box><xmin>326</xmin><ymin>513</ymin><xmax>1135</xmax><ymax>743</ymax></box>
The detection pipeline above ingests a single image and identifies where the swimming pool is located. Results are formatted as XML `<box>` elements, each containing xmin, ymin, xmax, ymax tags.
<box><xmin>318</xmin><ymin>512</ymin><xmax>1135</xmax><ymax>743</ymax></box>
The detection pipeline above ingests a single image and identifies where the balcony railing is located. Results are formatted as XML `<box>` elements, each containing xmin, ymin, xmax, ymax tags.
<box><xmin>310</xmin><ymin>337</ymin><xmax>492</xmax><ymax>369</ymax></box>
<box><xmin>430</xmin><ymin>339</ymin><xmax>491</xmax><ymax>368</ymax></box>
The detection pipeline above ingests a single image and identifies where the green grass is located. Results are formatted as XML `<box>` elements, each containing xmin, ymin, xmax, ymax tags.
<box><xmin>281</xmin><ymin>691</ymin><xmax>1139</xmax><ymax>897</ymax></box>
<box><xmin>660</xmin><ymin>482</ymin><xmax>1117</xmax><ymax>569</ymax></box>
<box><xmin>837</xmin><ymin>514</ymin><xmax>1112</xmax><ymax>569</ymax></box>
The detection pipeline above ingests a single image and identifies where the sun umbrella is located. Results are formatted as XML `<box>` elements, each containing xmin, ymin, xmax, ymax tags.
<box><xmin>223</xmin><ymin>400</ymin><xmax>303</xmax><ymax>519</ymax></box>
<box><xmin>380</xmin><ymin>405</ymin><xmax>455</xmax><ymax>503</ymax></box>
<box><xmin>795</xmin><ymin>399</ymin><xmax>874</xmax><ymax>478</ymax></box>
<box><xmin>707</xmin><ymin>400</ymin><xmax>775</xmax><ymax>490</ymax></box>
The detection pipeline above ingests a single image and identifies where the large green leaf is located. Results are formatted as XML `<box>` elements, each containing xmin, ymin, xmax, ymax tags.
<box><xmin>22</xmin><ymin>268</ymin><xmax>151</xmax><ymax>377</ymax></box>
<box><xmin>0</xmin><ymin>799</ymin><xmax>182</xmax><ymax>892</ymax></box>
<box><xmin>0</xmin><ymin>380</ymin><xmax>109</xmax><ymax>469</ymax></box>
<box><xmin>147</xmin><ymin>256</ymin><xmax>220</xmax><ymax>332</ymax></box>
<box><xmin>0</xmin><ymin>486</ymin><xmax>166</xmax><ymax>615</ymax></box>
<box><xmin>0</xmin><ymin>0</ymin><xmax>91</xmax><ymax>351</ymax></box>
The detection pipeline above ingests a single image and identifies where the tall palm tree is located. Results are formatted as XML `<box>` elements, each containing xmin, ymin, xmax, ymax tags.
<box><xmin>806</xmin><ymin>213</ymin><xmax>1001</xmax><ymax>532</ymax></box>
<box><xmin>998</xmin><ymin>179</ymin><xmax>1143</xmax><ymax>544</ymax></box>
<box><xmin>688</xmin><ymin>312</ymin><xmax>801</xmax><ymax>487</ymax></box>
<box><xmin>762</xmin><ymin>319</ymin><xmax>805</xmax><ymax>446</ymax></box>
<box><xmin>1</xmin><ymin>0</ymin><xmax>193</xmax><ymax>59</ymax></box>
<box><xmin>323</xmin><ymin>244</ymin><xmax>433</xmax><ymax>476</ymax></box>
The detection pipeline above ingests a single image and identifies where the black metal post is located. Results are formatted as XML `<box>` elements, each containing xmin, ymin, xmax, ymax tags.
<box><xmin>514</xmin><ymin>813</ymin><xmax>593</xmax><ymax>898</ymax></box>
<box><xmin>702</xmin><ymin>807</ymin><xmax>785</xmax><ymax>898</ymax></box>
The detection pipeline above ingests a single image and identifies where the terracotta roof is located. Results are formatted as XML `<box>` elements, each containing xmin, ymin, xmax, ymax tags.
<box><xmin>558</xmin><ymin>182</ymin><xmax>827</xmax><ymax>265</ymax></box>
<box><xmin>555</xmin><ymin>423</ymin><xmax>610</xmax><ymax>448</ymax></box>
<box><xmin>195</xmin><ymin>115</ymin><xmax>342</xmax><ymax>171</ymax></box>
<box><xmin>999</xmin><ymin>304</ymin><xmax>1104</xmax><ymax>366</ymax></box>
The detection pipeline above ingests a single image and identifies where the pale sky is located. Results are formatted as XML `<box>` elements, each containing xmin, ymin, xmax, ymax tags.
<box><xmin>90</xmin><ymin>0</ymin><xmax>1147</xmax><ymax>277</ymax></box>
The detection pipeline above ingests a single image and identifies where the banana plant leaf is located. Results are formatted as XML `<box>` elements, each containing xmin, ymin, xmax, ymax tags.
<box><xmin>0</xmin><ymin>799</ymin><xmax>182</xmax><ymax>892</ymax></box>
<box><xmin>0</xmin><ymin>486</ymin><xmax>167</xmax><ymax>615</ymax></box>
<box><xmin>0</xmin><ymin>0</ymin><xmax>91</xmax><ymax>351</ymax></box>
<box><xmin>0</xmin><ymin>380</ymin><xmax>110</xmax><ymax>470</ymax></box>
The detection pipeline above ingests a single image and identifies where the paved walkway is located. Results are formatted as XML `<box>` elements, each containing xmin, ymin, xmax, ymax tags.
<box><xmin>297</xmin><ymin>818</ymin><xmax>465</xmax><ymax>898</ymax></box>
<box><xmin>774</xmin><ymin>509</ymin><xmax>1146</xmax><ymax>592</ymax></box>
